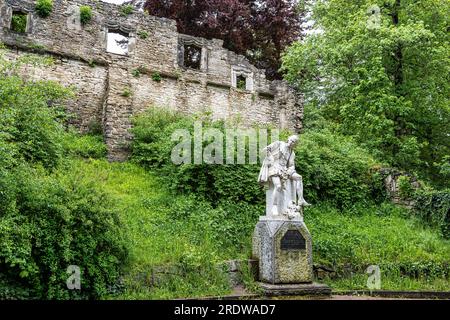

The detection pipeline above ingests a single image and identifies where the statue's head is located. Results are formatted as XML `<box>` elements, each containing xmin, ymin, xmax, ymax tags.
<box><xmin>287</xmin><ymin>135</ymin><xmax>299</xmax><ymax>148</ymax></box>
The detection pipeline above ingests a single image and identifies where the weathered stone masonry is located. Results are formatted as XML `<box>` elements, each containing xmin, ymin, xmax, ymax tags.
<box><xmin>0</xmin><ymin>0</ymin><xmax>303</xmax><ymax>161</ymax></box>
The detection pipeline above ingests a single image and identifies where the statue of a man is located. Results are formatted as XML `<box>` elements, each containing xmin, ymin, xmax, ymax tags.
<box><xmin>258</xmin><ymin>135</ymin><xmax>310</xmax><ymax>217</ymax></box>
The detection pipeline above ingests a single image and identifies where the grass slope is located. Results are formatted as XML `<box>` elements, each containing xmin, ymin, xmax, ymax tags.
<box><xmin>67</xmin><ymin>159</ymin><xmax>450</xmax><ymax>298</ymax></box>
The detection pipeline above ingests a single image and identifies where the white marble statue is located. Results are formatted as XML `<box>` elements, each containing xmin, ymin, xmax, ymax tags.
<box><xmin>258</xmin><ymin>135</ymin><xmax>310</xmax><ymax>217</ymax></box>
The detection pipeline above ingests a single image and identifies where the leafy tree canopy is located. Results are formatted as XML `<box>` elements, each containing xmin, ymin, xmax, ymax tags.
<box><xmin>144</xmin><ymin>0</ymin><xmax>305</xmax><ymax>79</ymax></box>
<box><xmin>282</xmin><ymin>0</ymin><xmax>449</xmax><ymax>187</ymax></box>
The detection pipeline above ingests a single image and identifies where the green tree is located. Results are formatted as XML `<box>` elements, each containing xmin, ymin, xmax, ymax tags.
<box><xmin>282</xmin><ymin>0</ymin><xmax>449</xmax><ymax>186</ymax></box>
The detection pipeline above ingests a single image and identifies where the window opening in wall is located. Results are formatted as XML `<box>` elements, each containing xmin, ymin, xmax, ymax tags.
<box><xmin>236</xmin><ymin>75</ymin><xmax>247</xmax><ymax>90</ymax></box>
<box><xmin>11</xmin><ymin>11</ymin><xmax>27</xmax><ymax>33</ymax></box>
<box><xmin>107</xmin><ymin>30</ymin><xmax>130</xmax><ymax>55</ymax></box>
<box><xmin>184</xmin><ymin>44</ymin><xmax>202</xmax><ymax>69</ymax></box>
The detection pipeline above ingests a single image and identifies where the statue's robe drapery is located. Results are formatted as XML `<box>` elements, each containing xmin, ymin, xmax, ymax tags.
<box><xmin>258</xmin><ymin>141</ymin><xmax>297</xmax><ymax>216</ymax></box>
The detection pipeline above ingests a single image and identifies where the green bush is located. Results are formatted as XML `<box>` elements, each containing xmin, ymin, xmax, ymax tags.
<box><xmin>0</xmin><ymin>61</ymin><xmax>71</xmax><ymax>168</ymax></box>
<box><xmin>295</xmin><ymin>130</ymin><xmax>381</xmax><ymax>208</ymax></box>
<box><xmin>62</xmin><ymin>131</ymin><xmax>107</xmax><ymax>159</ymax></box>
<box><xmin>398</xmin><ymin>175</ymin><xmax>415</xmax><ymax>199</ymax></box>
<box><xmin>0</xmin><ymin>50</ymin><xmax>127</xmax><ymax>299</ymax></box>
<box><xmin>35</xmin><ymin>0</ymin><xmax>53</xmax><ymax>18</ymax></box>
<box><xmin>0</xmin><ymin>165</ymin><xmax>128</xmax><ymax>299</ymax></box>
<box><xmin>131</xmin><ymin>109</ymin><xmax>384</xmax><ymax>208</ymax></box>
<box><xmin>79</xmin><ymin>6</ymin><xmax>93</xmax><ymax>25</ymax></box>
<box><xmin>413</xmin><ymin>189</ymin><xmax>450</xmax><ymax>239</ymax></box>
<box><xmin>131</xmin><ymin>108</ymin><xmax>268</xmax><ymax>205</ymax></box>
<box><xmin>120</xmin><ymin>4</ymin><xmax>134</xmax><ymax>16</ymax></box>
<box><xmin>151</xmin><ymin>72</ymin><xmax>162</xmax><ymax>82</ymax></box>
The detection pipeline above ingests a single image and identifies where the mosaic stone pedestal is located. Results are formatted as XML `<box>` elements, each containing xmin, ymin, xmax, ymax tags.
<box><xmin>252</xmin><ymin>216</ymin><xmax>331</xmax><ymax>296</ymax></box>
<box><xmin>252</xmin><ymin>217</ymin><xmax>314</xmax><ymax>284</ymax></box>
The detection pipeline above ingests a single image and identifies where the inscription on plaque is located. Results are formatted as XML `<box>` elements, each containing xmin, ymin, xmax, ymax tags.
<box><xmin>281</xmin><ymin>230</ymin><xmax>306</xmax><ymax>250</ymax></box>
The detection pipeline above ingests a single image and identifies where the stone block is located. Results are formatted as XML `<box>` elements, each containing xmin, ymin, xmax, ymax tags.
<box><xmin>253</xmin><ymin>217</ymin><xmax>313</xmax><ymax>284</ymax></box>
<box><xmin>258</xmin><ymin>282</ymin><xmax>331</xmax><ymax>297</ymax></box>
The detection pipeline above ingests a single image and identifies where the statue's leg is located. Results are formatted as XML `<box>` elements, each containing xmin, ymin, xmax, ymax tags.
<box><xmin>292</xmin><ymin>174</ymin><xmax>310</xmax><ymax>206</ymax></box>
<box><xmin>271</xmin><ymin>176</ymin><xmax>282</xmax><ymax>216</ymax></box>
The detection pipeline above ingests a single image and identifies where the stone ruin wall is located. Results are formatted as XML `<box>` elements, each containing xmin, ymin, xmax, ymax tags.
<box><xmin>0</xmin><ymin>0</ymin><xmax>303</xmax><ymax>161</ymax></box>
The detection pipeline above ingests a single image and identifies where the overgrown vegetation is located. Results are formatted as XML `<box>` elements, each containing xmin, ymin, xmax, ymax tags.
<box><xmin>412</xmin><ymin>189</ymin><xmax>450</xmax><ymax>239</ymax></box>
<box><xmin>131</xmin><ymin>108</ymin><xmax>381</xmax><ymax>209</ymax></box>
<box><xmin>0</xmin><ymin>46</ymin><xmax>127</xmax><ymax>299</ymax></box>
<box><xmin>1</xmin><ymin>0</ymin><xmax>450</xmax><ymax>298</ymax></box>
<box><xmin>120</xmin><ymin>4</ymin><xmax>134</xmax><ymax>16</ymax></box>
<box><xmin>282</xmin><ymin>0</ymin><xmax>449</xmax><ymax>187</ymax></box>
<box><xmin>151</xmin><ymin>72</ymin><xmax>161</xmax><ymax>82</ymax></box>
<box><xmin>127</xmin><ymin>108</ymin><xmax>449</xmax><ymax>296</ymax></box>
<box><xmin>35</xmin><ymin>0</ymin><xmax>53</xmax><ymax>18</ymax></box>
<box><xmin>11</xmin><ymin>13</ymin><xmax>27</xmax><ymax>33</ymax></box>
<box><xmin>79</xmin><ymin>6</ymin><xmax>93</xmax><ymax>25</ymax></box>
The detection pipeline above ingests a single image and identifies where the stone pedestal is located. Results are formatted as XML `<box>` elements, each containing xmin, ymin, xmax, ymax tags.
<box><xmin>259</xmin><ymin>282</ymin><xmax>332</xmax><ymax>297</ymax></box>
<box><xmin>252</xmin><ymin>217</ymin><xmax>313</xmax><ymax>284</ymax></box>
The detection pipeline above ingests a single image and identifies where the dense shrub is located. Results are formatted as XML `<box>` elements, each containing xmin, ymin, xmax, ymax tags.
<box><xmin>131</xmin><ymin>108</ymin><xmax>267</xmax><ymax>205</ymax></box>
<box><xmin>35</xmin><ymin>0</ymin><xmax>53</xmax><ymax>18</ymax></box>
<box><xmin>0</xmin><ymin>65</ymin><xmax>71</xmax><ymax>168</ymax></box>
<box><xmin>295</xmin><ymin>130</ymin><xmax>382</xmax><ymax>208</ymax></box>
<box><xmin>120</xmin><ymin>4</ymin><xmax>134</xmax><ymax>16</ymax></box>
<box><xmin>62</xmin><ymin>131</ymin><xmax>107</xmax><ymax>159</ymax></box>
<box><xmin>0</xmin><ymin>165</ymin><xmax>128</xmax><ymax>299</ymax></box>
<box><xmin>413</xmin><ymin>189</ymin><xmax>450</xmax><ymax>239</ymax></box>
<box><xmin>79</xmin><ymin>6</ymin><xmax>93</xmax><ymax>25</ymax></box>
<box><xmin>11</xmin><ymin>13</ymin><xmax>27</xmax><ymax>33</ymax></box>
<box><xmin>0</xmin><ymin>50</ymin><xmax>127</xmax><ymax>299</ymax></box>
<box><xmin>131</xmin><ymin>108</ymin><xmax>384</xmax><ymax>208</ymax></box>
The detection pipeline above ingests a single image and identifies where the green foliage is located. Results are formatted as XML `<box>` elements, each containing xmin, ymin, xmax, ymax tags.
<box><xmin>307</xmin><ymin>203</ymin><xmax>450</xmax><ymax>282</ymax></box>
<box><xmin>0</xmin><ymin>165</ymin><xmax>128</xmax><ymax>299</ymax></box>
<box><xmin>131</xmin><ymin>108</ymin><xmax>268</xmax><ymax>205</ymax></box>
<box><xmin>79</xmin><ymin>6</ymin><xmax>93</xmax><ymax>25</ymax></box>
<box><xmin>282</xmin><ymin>0</ymin><xmax>450</xmax><ymax>185</ymax></box>
<box><xmin>62</xmin><ymin>131</ymin><xmax>107</xmax><ymax>159</ymax></box>
<box><xmin>297</xmin><ymin>129</ymin><xmax>381</xmax><ymax>208</ymax></box>
<box><xmin>412</xmin><ymin>189</ymin><xmax>450</xmax><ymax>239</ymax></box>
<box><xmin>398</xmin><ymin>175</ymin><xmax>414</xmax><ymax>198</ymax></box>
<box><xmin>120</xmin><ymin>4</ymin><xmax>134</xmax><ymax>16</ymax></box>
<box><xmin>0</xmin><ymin>52</ymin><xmax>71</xmax><ymax>168</ymax></box>
<box><xmin>71</xmin><ymin>160</ymin><xmax>233</xmax><ymax>299</ymax></box>
<box><xmin>151</xmin><ymin>72</ymin><xmax>162</xmax><ymax>82</ymax></box>
<box><xmin>121</xmin><ymin>87</ymin><xmax>132</xmax><ymax>97</ymax></box>
<box><xmin>58</xmin><ymin>158</ymin><xmax>450</xmax><ymax>298</ymax></box>
<box><xmin>166</xmin><ymin>196</ymin><xmax>262</xmax><ymax>253</ymax></box>
<box><xmin>131</xmin><ymin>109</ymin><xmax>387</xmax><ymax>208</ymax></box>
<box><xmin>237</xmin><ymin>79</ymin><xmax>246</xmax><ymax>90</ymax></box>
<box><xmin>132</xmin><ymin>69</ymin><xmax>141</xmax><ymax>78</ymax></box>
<box><xmin>35</xmin><ymin>0</ymin><xmax>53</xmax><ymax>18</ymax></box>
<box><xmin>11</xmin><ymin>13</ymin><xmax>27</xmax><ymax>33</ymax></box>
<box><xmin>137</xmin><ymin>30</ymin><xmax>149</xmax><ymax>39</ymax></box>
<box><xmin>0</xmin><ymin>49</ymin><xmax>127</xmax><ymax>299</ymax></box>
